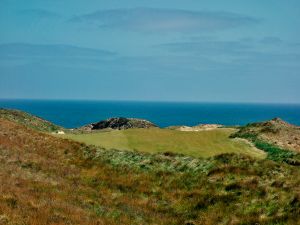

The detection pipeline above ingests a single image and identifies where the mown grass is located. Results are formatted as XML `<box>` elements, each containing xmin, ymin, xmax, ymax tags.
<box><xmin>1</xmin><ymin>118</ymin><xmax>299</xmax><ymax>225</ymax></box>
<box><xmin>63</xmin><ymin>128</ymin><xmax>266</xmax><ymax>159</ymax></box>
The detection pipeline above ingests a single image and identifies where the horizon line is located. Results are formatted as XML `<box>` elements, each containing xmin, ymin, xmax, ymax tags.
<box><xmin>0</xmin><ymin>98</ymin><xmax>300</xmax><ymax>105</ymax></box>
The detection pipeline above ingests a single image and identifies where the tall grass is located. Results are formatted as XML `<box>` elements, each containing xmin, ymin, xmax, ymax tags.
<box><xmin>230</xmin><ymin>132</ymin><xmax>300</xmax><ymax>165</ymax></box>
<box><xmin>1</xmin><ymin>118</ymin><xmax>299</xmax><ymax>224</ymax></box>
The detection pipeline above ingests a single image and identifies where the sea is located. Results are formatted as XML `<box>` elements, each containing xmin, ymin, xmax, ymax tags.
<box><xmin>0</xmin><ymin>99</ymin><xmax>299</xmax><ymax>128</ymax></box>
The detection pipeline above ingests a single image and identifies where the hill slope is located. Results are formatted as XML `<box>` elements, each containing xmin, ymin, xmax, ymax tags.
<box><xmin>0</xmin><ymin>109</ymin><xmax>62</xmax><ymax>132</ymax></box>
<box><xmin>232</xmin><ymin>118</ymin><xmax>300</xmax><ymax>153</ymax></box>
<box><xmin>0</xmin><ymin>116</ymin><xmax>300</xmax><ymax>224</ymax></box>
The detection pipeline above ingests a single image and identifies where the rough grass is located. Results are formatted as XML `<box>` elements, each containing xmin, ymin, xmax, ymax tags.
<box><xmin>63</xmin><ymin>128</ymin><xmax>266</xmax><ymax>159</ymax></box>
<box><xmin>230</xmin><ymin>118</ymin><xmax>300</xmax><ymax>153</ymax></box>
<box><xmin>231</xmin><ymin>131</ymin><xmax>300</xmax><ymax>165</ymax></box>
<box><xmin>0</xmin><ymin>108</ymin><xmax>62</xmax><ymax>132</ymax></box>
<box><xmin>0</xmin><ymin>118</ymin><xmax>299</xmax><ymax>225</ymax></box>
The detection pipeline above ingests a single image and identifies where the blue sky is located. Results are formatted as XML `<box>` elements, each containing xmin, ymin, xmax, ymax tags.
<box><xmin>0</xmin><ymin>0</ymin><xmax>300</xmax><ymax>103</ymax></box>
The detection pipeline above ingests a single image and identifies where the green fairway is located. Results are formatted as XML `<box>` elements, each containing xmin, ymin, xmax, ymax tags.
<box><xmin>63</xmin><ymin>128</ymin><xmax>266</xmax><ymax>159</ymax></box>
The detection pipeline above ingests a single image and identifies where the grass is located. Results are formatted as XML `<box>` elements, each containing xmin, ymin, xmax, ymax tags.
<box><xmin>231</xmin><ymin>132</ymin><xmax>300</xmax><ymax>165</ymax></box>
<box><xmin>1</xmin><ymin>118</ymin><xmax>299</xmax><ymax>225</ymax></box>
<box><xmin>254</xmin><ymin>140</ymin><xmax>296</xmax><ymax>161</ymax></box>
<box><xmin>63</xmin><ymin>128</ymin><xmax>266</xmax><ymax>159</ymax></box>
<box><xmin>0</xmin><ymin>108</ymin><xmax>62</xmax><ymax>132</ymax></box>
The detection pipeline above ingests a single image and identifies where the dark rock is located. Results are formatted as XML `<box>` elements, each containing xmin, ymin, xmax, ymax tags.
<box><xmin>81</xmin><ymin>117</ymin><xmax>158</xmax><ymax>131</ymax></box>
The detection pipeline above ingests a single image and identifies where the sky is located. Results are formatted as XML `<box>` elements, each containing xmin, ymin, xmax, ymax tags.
<box><xmin>0</xmin><ymin>0</ymin><xmax>300</xmax><ymax>103</ymax></box>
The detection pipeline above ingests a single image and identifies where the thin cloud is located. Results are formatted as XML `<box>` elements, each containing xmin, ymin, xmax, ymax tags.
<box><xmin>156</xmin><ymin>39</ymin><xmax>300</xmax><ymax>66</ymax></box>
<box><xmin>0</xmin><ymin>43</ymin><xmax>116</xmax><ymax>67</ymax></box>
<box><xmin>157</xmin><ymin>40</ymin><xmax>252</xmax><ymax>55</ymax></box>
<box><xmin>260</xmin><ymin>36</ymin><xmax>283</xmax><ymax>45</ymax></box>
<box><xmin>157</xmin><ymin>36</ymin><xmax>289</xmax><ymax>55</ymax></box>
<box><xmin>70</xmin><ymin>8</ymin><xmax>261</xmax><ymax>33</ymax></box>
<box><xmin>18</xmin><ymin>9</ymin><xmax>62</xmax><ymax>19</ymax></box>
<box><xmin>0</xmin><ymin>43</ymin><xmax>115</xmax><ymax>58</ymax></box>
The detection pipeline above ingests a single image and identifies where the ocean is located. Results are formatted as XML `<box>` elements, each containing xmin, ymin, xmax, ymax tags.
<box><xmin>0</xmin><ymin>99</ymin><xmax>299</xmax><ymax>128</ymax></box>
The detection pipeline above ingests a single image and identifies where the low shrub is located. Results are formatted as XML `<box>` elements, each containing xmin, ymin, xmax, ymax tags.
<box><xmin>254</xmin><ymin>140</ymin><xmax>295</xmax><ymax>162</ymax></box>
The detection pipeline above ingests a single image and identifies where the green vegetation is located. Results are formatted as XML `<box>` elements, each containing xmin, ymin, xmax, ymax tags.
<box><xmin>64</xmin><ymin>128</ymin><xmax>266</xmax><ymax>159</ymax></box>
<box><xmin>231</xmin><ymin>131</ymin><xmax>300</xmax><ymax>165</ymax></box>
<box><xmin>254</xmin><ymin>140</ymin><xmax>297</xmax><ymax>162</ymax></box>
<box><xmin>230</xmin><ymin>118</ymin><xmax>300</xmax><ymax>162</ymax></box>
<box><xmin>1</xmin><ymin>118</ymin><xmax>299</xmax><ymax>224</ymax></box>
<box><xmin>1</xmin><ymin>110</ymin><xmax>300</xmax><ymax>224</ymax></box>
<box><xmin>0</xmin><ymin>108</ymin><xmax>62</xmax><ymax>132</ymax></box>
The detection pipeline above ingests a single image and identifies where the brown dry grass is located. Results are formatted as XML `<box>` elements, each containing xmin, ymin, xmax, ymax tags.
<box><xmin>0</xmin><ymin>118</ymin><xmax>112</xmax><ymax>224</ymax></box>
<box><xmin>233</xmin><ymin>118</ymin><xmax>300</xmax><ymax>153</ymax></box>
<box><xmin>0</xmin><ymin>118</ymin><xmax>300</xmax><ymax>225</ymax></box>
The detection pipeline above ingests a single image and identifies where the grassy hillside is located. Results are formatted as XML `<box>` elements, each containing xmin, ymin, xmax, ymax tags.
<box><xmin>231</xmin><ymin>118</ymin><xmax>300</xmax><ymax>165</ymax></box>
<box><xmin>63</xmin><ymin>128</ymin><xmax>266</xmax><ymax>159</ymax></box>
<box><xmin>0</xmin><ymin>117</ymin><xmax>300</xmax><ymax>225</ymax></box>
<box><xmin>231</xmin><ymin>118</ymin><xmax>300</xmax><ymax>152</ymax></box>
<box><xmin>0</xmin><ymin>108</ymin><xmax>62</xmax><ymax>132</ymax></box>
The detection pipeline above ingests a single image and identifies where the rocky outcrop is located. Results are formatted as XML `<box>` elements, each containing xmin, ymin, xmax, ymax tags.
<box><xmin>80</xmin><ymin>117</ymin><xmax>158</xmax><ymax>131</ymax></box>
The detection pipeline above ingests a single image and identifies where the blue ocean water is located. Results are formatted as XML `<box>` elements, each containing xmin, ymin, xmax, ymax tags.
<box><xmin>0</xmin><ymin>99</ymin><xmax>299</xmax><ymax>128</ymax></box>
